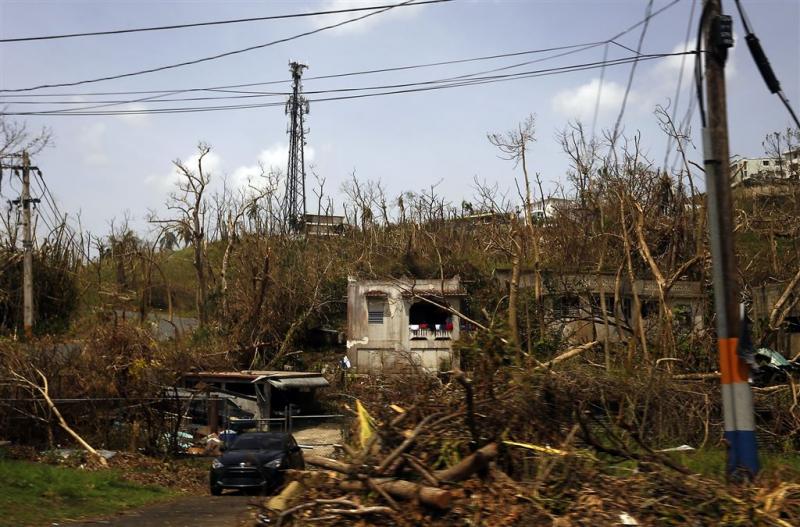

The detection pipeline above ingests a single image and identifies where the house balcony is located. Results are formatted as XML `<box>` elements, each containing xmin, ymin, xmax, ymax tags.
<box><xmin>409</xmin><ymin>327</ymin><xmax>452</xmax><ymax>340</ymax></box>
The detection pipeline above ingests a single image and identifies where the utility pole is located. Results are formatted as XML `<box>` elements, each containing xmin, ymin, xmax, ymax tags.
<box><xmin>701</xmin><ymin>0</ymin><xmax>758</xmax><ymax>477</ymax></box>
<box><xmin>21</xmin><ymin>151</ymin><xmax>34</xmax><ymax>339</ymax></box>
<box><xmin>0</xmin><ymin>151</ymin><xmax>40</xmax><ymax>339</ymax></box>
<box><xmin>283</xmin><ymin>61</ymin><xmax>309</xmax><ymax>232</ymax></box>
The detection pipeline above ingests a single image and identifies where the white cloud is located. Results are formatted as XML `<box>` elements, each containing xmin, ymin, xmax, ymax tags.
<box><xmin>310</xmin><ymin>0</ymin><xmax>427</xmax><ymax>34</ymax></box>
<box><xmin>230</xmin><ymin>143</ymin><xmax>316</xmax><ymax>189</ymax></box>
<box><xmin>146</xmin><ymin>143</ymin><xmax>318</xmax><ymax>198</ymax></box>
<box><xmin>551</xmin><ymin>78</ymin><xmax>630</xmax><ymax>122</ymax></box>
<box><xmin>146</xmin><ymin>148</ymin><xmax>222</xmax><ymax>192</ymax></box>
<box><xmin>78</xmin><ymin>122</ymin><xmax>109</xmax><ymax>166</ymax></box>
<box><xmin>116</xmin><ymin>103</ymin><xmax>151</xmax><ymax>126</ymax></box>
<box><xmin>650</xmin><ymin>38</ymin><xmax>736</xmax><ymax>109</ymax></box>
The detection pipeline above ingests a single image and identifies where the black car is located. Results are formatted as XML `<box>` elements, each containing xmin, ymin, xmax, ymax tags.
<box><xmin>209</xmin><ymin>432</ymin><xmax>305</xmax><ymax>495</ymax></box>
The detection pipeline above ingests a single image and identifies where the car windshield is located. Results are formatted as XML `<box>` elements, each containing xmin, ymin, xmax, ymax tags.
<box><xmin>229</xmin><ymin>435</ymin><xmax>284</xmax><ymax>451</ymax></box>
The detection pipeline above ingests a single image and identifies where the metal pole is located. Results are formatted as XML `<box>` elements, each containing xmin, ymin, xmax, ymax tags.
<box><xmin>21</xmin><ymin>151</ymin><xmax>34</xmax><ymax>340</ymax></box>
<box><xmin>702</xmin><ymin>0</ymin><xmax>758</xmax><ymax>477</ymax></box>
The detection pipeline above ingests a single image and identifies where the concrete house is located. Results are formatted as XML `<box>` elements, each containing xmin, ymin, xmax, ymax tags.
<box><xmin>730</xmin><ymin>148</ymin><xmax>800</xmax><ymax>187</ymax></box>
<box><xmin>346</xmin><ymin>276</ymin><xmax>464</xmax><ymax>373</ymax></box>
<box><xmin>494</xmin><ymin>269</ymin><xmax>704</xmax><ymax>343</ymax></box>
<box><xmin>752</xmin><ymin>283</ymin><xmax>800</xmax><ymax>357</ymax></box>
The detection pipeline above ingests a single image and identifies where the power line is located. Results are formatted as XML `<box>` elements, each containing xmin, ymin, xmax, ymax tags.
<box><xmin>2</xmin><ymin>44</ymin><xmax>609</xmax><ymax>113</ymax></box>
<box><xmin>662</xmin><ymin>0</ymin><xmax>698</xmax><ymax>171</ymax></box>
<box><xmin>32</xmin><ymin>170</ymin><xmax>87</xmax><ymax>257</ymax></box>
<box><xmin>0</xmin><ymin>41</ymin><xmax>608</xmax><ymax>100</ymax></box>
<box><xmin>694</xmin><ymin>0</ymin><xmax>713</xmax><ymax>127</ymax></box>
<box><xmin>0</xmin><ymin>0</ymin><xmax>446</xmax><ymax>93</ymax></box>
<box><xmin>2</xmin><ymin>52</ymin><xmax>695</xmax><ymax>117</ymax></box>
<box><xmin>733</xmin><ymin>0</ymin><xmax>800</xmax><ymax>129</ymax></box>
<box><xmin>0</xmin><ymin>0</ymin><xmax>681</xmax><ymax>96</ymax></box>
<box><xmin>610</xmin><ymin>0</ymin><xmax>654</xmax><ymax>144</ymax></box>
<box><xmin>0</xmin><ymin>42</ymin><xmax>603</xmax><ymax>107</ymax></box>
<box><xmin>2</xmin><ymin>0</ymin><xmax>685</xmax><ymax>117</ymax></box>
<box><xmin>591</xmin><ymin>42</ymin><xmax>610</xmax><ymax>139</ymax></box>
<box><xmin>0</xmin><ymin>0</ymin><xmax>452</xmax><ymax>43</ymax></box>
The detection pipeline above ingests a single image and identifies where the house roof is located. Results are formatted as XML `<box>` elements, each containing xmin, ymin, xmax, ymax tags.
<box><xmin>184</xmin><ymin>370</ymin><xmax>328</xmax><ymax>385</ymax></box>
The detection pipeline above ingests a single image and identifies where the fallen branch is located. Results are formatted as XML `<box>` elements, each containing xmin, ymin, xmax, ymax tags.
<box><xmin>266</xmin><ymin>480</ymin><xmax>305</xmax><ymax>513</ymax></box>
<box><xmin>534</xmin><ymin>341</ymin><xmax>600</xmax><ymax>371</ymax></box>
<box><xmin>305</xmin><ymin>455</ymin><xmax>358</xmax><ymax>475</ymax></box>
<box><xmin>376</xmin><ymin>413</ymin><xmax>437</xmax><ymax>474</ymax></box>
<box><xmin>403</xmin><ymin>454</ymin><xmax>439</xmax><ymax>486</ymax></box>
<box><xmin>325</xmin><ymin>506</ymin><xmax>394</xmax><ymax>516</ymax></box>
<box><xmin>433</xmin><ymin>442</ymin><xmax>498</xmax><ymax>483</ymax></box>
<box><xmin>453</xmin><ymin>369</ymin><xmax>479</xmax><ymax>449</ymax></box>
<box><xmin>339</xmin><ymin>479</ymin><xmax>453</xmax><ymax>509</ymax></box>
<box><xmin>9</xmin><ymin>367</ymin><xmax>108</xmax><ymax>467</ymax></box>
<box><xmin>673</xmin><ymin>372</ymin><xmax>720</xmax><ymax>380</ymax></box>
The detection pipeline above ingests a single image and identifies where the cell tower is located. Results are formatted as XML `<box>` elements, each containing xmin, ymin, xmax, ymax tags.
<box><xmin>283</xmin><ymin>61</ymin><xmax>309</xmax><ymax>231</ymax></box>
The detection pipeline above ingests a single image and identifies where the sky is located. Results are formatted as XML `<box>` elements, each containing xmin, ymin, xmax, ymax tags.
<box><xmin>0</xmin><ymin>0</ymin><xmax>798</xmax><ymax>237</ymax></box>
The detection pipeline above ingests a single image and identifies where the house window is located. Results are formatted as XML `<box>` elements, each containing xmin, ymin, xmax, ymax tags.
<box><xmin>763</xmin><ymin>160</ymin><xmax>771</xmax><ymax>166</ymax></box>
<box><xmin>554</xmin><ymin>295</ymin><xmax>581</xmax><ymax>319</ymax></box>
<box><xmin>367</xmin><ymin>300</ymin><xmax>385</xmax><ymax>325</ymax></box>
<box><xmin>590</xmin><ymin>294</ymin><xmax>631</xmax><ymax>320</ymax></box>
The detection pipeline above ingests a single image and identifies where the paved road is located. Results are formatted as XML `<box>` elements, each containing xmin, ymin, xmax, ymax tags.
<box><xmin>63</xmin><ymin>495</ymin><xmax>252</xmax><ymax>527</ymax></box>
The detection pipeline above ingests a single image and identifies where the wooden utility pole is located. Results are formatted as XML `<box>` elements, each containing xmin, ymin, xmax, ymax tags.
<box><xmin>21</xmin><ymin>151</ymin><xmax>34</xmax><ymax>339</ymax></box>
<box><xmin>702</xmin><ymin>0</ymin><xmax>758</xmax><ymax>477</ymax></box>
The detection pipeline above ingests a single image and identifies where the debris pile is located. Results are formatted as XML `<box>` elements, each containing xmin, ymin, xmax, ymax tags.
<box><xmin>250</xmin><ymin>369</ymin><xmax>800</xmax><ymax>526</ymax></box>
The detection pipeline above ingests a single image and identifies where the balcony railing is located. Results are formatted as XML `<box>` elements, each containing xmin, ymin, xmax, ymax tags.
<box><xmin>409</xmin><ymin>327</ymin><xmax>452</xmax><ymax>340</ymax></box>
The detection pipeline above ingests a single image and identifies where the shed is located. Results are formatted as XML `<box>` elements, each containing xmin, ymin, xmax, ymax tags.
<box><xmin>182</xmin><ymin>370</ymin><xmax>329</xmax><ymax>422</ymax></box>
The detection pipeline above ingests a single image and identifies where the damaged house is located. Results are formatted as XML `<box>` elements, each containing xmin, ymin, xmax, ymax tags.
<box><xmin>346</xmin><ymin>276</ymin><xmax>465</xmax><ymax>373</ymax></box>
<box><xmin>752</xmin><ymin>282</ymin><xmax>800</xmax><ymax>357</ymax></box>
<box><xmin>495</xmin><ymin>268</ymin><xmax>704</xmax><ymax>343</ymax></box>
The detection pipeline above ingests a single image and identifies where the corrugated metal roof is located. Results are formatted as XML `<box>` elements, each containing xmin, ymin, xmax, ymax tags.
<box><xmin>184</xmin><ymin>370</ymin><xmax>327</xmax><ymax>383</ymax></box>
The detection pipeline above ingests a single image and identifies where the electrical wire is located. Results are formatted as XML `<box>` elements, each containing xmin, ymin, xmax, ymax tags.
<box><xmin>3</xmin><ymin>44</ymin><xmax>609</xmax><ymax>113</ymax></box>
<box><xmin>0</xmin><ymin>0</ymin><xmax>680</xmax><ymax>97</ymax></box>
<box><xmin>695</xmin><ymin>0</ymin><xmax>712</xmax><ymax>128</ymax></box>
<box><xmin>663</xmin><ymin>0</ymin><xmax>698</xmax><ymax>170</ymax></box>
<box><xmin>0</xmin><ymin>0</ymin><xmax>441</xmax><ymax>93</ymax></box>
<box><xmin>0</xmin><ymin>0</ymin><xmax>452</xmax><ymax>43</ymax></box>
<box><xmin>33</xmin><ymin>171</ymin><xmax>87</xmax><ymax>256</ymax></box>
<box><xmin>591</xmin><ymin>42</ymin><xmax>610</xmax><ymax>140</ymax></box>
<box><xmin>0</xmin><ymin>42</ymin><xmax>602</xmax><ymax>99</ymax></box>
<box><xmin>610</xmin><ymin>0</ymin><xmax>654</xmax><ymax>145</ymax></box>
<box><xmin>733</xmin><ymin>0</ymin><xmax>800</xmax><ymax>129</ymax></box>
<box><xmin>1</xmin><ymin>0</ymin><xmax>685</xmax><ymax>117</ymax></box>
<box><xmin>0</xmin><ymin>42</ymin><xmax>604</xmax><ymax>108</ymax></box>
<box><xmin>33</xmin><ymin>175</ymin><xmax>64</xmax><ymax>230</ymax></box>
<box><xmin>1</xmin><ymin>52</ymin><xmax>695</xmax><ymax>117</ymax></box>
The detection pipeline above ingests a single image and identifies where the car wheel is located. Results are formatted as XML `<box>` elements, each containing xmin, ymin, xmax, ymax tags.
<box><xmin>210</xmin><ymin>483</ymin><xmax>223</xmax><ymax>496</ymax></box>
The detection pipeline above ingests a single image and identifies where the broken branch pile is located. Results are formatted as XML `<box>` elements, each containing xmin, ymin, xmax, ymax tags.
<box><xmin>251</xmin><ymin>370</ymin><xmax>800</xmax><ymax>526</ymax></box>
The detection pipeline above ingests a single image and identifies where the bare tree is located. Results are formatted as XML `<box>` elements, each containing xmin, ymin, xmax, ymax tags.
<box><xmin>152</xmin><ymin>143</ymin><xmax>213</xmax><ymax>328</ymax></box>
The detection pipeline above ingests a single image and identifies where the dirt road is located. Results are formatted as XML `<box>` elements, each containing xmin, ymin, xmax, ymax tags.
<box><xmin>63</xmin><ymin>495</ymin><xmax>252</xmax><ymax>527</ymax></box>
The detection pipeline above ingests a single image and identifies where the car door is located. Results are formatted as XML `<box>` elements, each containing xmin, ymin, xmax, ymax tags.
<box><xmin>286</xmin><ymin>435</ymin><xmax>305</xmax><ymax>469</ymax></box>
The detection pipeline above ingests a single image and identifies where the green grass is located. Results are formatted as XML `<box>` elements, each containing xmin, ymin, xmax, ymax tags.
<box><xmin>0</xmin><ymin>460</ymin><xmax>175</xmax><ymax>527</ymax></box>
<box><xmin>674</xmin><ymin>448</ymin><xmax>800</xmax><ymax>481</ymax></box>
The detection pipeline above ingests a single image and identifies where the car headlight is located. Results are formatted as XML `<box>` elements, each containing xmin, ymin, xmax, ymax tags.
<box><xmin>211</xmin><ymin>459</ymin><xmax>224</xmax><ymax>469</ymax></box>
<box><xmin>264</xmin><ymin>458</ymin><xmax>283</xmax><ymax>469</ymax></box>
